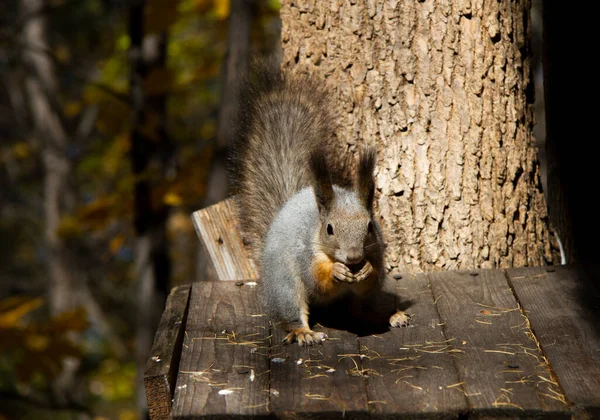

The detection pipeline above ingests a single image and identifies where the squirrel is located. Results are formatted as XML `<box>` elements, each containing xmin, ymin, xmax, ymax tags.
<box><xmin>231</xmin><ymin>62</ymin><xmax>410</xmax><ymax>346</ymax></box>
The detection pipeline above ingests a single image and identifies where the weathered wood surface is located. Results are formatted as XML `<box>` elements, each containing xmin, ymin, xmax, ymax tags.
<box><xmin>268</xmin><ymin>316</ymin><xmax>369</xmax><ymax>417</ymax></box>
<box><xmin>360</xmin><ymin>273</ymin><xmax>468</xmax><ymax>417</ymax></box>
<box><xmin>191</xmin><ymin>198</ymin><xmax>259</xmax><ymax>281</ymax></box>
<box><xmin>428</xmin><ymin>270</ymin><xmax>568</xmax><ymax>418</ymax></box>
<box><xmin>507</xmin><ymin>265</ymin><xmax>600</xmax><ymax>418</ymax></box>
<box><xmin>144</xmin><ymin>285</ymin><xmax>191</xmax><ymax>420</ymax></box>
<box><xmin>147</xmin><ymin>265</ymin><xmax>600</xmax><ymax>418</ymax></box>
<box><xmin>172</xmin><ymin>281</ymin><xmax>270</xmax><ymax>419</ymax></box>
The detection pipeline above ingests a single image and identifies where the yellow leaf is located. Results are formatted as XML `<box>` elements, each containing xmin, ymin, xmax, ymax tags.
<box><xmin>119</xmin><ymin>409</ymin><xmax>138</xmax><ymax>420</ymax></box>
<box><xmin>26</xmin><ymin>334</ymin><xmax>50</xmax><ymax>352</ymax></box>
<box><xmin>64</xmin><ymin>101</ymin><xmax>81</xmax><ymax>118</ymax></box>
<box><xmin>116</xmin><ymin>34</ymin><xmax>130</xmax><ymax>51</ymax></box>
<box><xmin>49</xmin><ymin>307</ymin><xmax>88</xmax><ymax>332</ymax></box>
<box><xmin>109</xmin><ymin>234</ymin><xmax>126</xmax><ymax>255</ymax></box>
<box><xmin>78</xmin><ymin>196</ymin><xmax>116</xmax><ymax>230</ymax></box>
<box><xmin>163</xmin><ymin>192</ymin><xmax>183</xmax><ymax>206</ymax></box>
<box><xmin>55</xmin><ymin>44</ymin><xmax>71</xmax><ymax>63</ymax></box>
<box><xmin>115</xmin><ymin>132</ymin><xmax>131</xmax><ymax>153</ymax></box>
<box><xmin>0</xmin><ymin>297</ymin><xmax>43</xmax><ymax>328</ymax></box>
<box><xmin>214</xmin><ymin>0</ymin><xmax>230</xmax><ymax>19</ymax></box>
<box><xmin>57</xmin><ymin>215</ymin><xmax>83</xmax><ymax>239</ymax></box>
<box><xmin>267</xmin><ymin>0</ymin><xmax>280</xmax><ymax>11</ymax></box>
<box><xmin>12</xmin><ymin>142</ymin><xmax>31</xmax><ymax>159</ymax></box>
<box><xmin>104</xmin><ymin>133</ymin><xmax>130</xmax><ymax>176</ymax></box>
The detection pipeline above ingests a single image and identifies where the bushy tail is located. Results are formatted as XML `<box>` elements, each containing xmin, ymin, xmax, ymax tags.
<box><xmin>230</xmin><ymin>61</ymin><xmax>333</xmax><ymax>260</ymax></box>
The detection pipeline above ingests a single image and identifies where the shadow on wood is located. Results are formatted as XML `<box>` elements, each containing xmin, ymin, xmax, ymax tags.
<box><xmin>311</xmin><ymin>289</ymin><xmax>414</xmax><ymax>337</ymax></box>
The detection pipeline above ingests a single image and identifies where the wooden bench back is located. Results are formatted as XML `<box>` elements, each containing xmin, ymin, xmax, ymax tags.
<box><xmin>191</xmin><ymin>197</ymin><xmax>258</xmax><ymax>281</ymax></box>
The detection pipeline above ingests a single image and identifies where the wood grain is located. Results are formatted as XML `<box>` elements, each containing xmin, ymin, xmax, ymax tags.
<box><xmin>268</xmin><ymin>320</ymin><xmax>369</xmax><ymax>418</ymax></box>
<box><xmin>144</xmin><ymin>285</ymin><xmax>191</xmax><ymax>420</ymax></box>
<box><xmin>171</xmin><ymin>281</ymin><xmax>270</xmax><ymax>419</ymax></box>
<box><xmin>191</xmin><ymin>198</ymin><xmax>259</xmax><ymax>281</ymax></box>
<box><xmin>151</xmin><ymin>266</ymin><xmax>600</xmax><ymax>418</ymax></box>
<box><xmin>508</xmin><ymin>265</ymin><xmax>600</xmax><ymax>416</ymax></box>
<box><xmin>428</xmin><ymin>269</ymin><xmax>569</xmax><ymax>418</ymax></box>
<box><xmin>360</xmin><ymin>273</ymin><xmax>468</xmax><ymax>417</ymax></box>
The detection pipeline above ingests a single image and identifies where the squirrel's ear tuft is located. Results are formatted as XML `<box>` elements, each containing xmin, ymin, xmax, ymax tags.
<box><xmin>357</xmin><ymin>147</ymin><xmax>376</xmax><ymax>211</ymax></box>
<box><xmin>309</xmin><ymin>148</ymin><xmax>334</xmax><ymax>216</ymax></box>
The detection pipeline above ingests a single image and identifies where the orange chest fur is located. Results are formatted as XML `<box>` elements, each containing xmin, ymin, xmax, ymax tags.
<box><xmin>310</xmin><ymin>253</ymin><xmax>378</xmax><ymax>298</ymax></box>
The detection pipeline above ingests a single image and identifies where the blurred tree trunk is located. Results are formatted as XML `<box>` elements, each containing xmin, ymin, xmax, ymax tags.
<box><xmin>128</xmin><ymin>1</ymin><xmax>172</xmax><ymax>416</ymax></box>
<box><xmin>543</xmin><ymin>3</ymin><xmax>596</xmax><ymax>267</ymax></box>
<box><xmin>197</xmin><ymin>0</ymin><xmax>253</xmax><ymax>280</ymax></box>
<box><xmin>22</xmin><ymin>0</ymin><xmax>75</xmax><ymax>317</ymax></box>
<box><xmin>21</xmin><ymin>0</ymin><xmax>82</xmax><ymax>406</ymax></box>
<box><xmin>281</xmin><ymin>0</ymin><xmax>558</xmax><ymax>271</ymax></box>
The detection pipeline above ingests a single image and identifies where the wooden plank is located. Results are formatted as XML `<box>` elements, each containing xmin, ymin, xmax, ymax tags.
<box><xmin>191</xmin><ymin>198</ymin><xmax>259</xmax><ymax>281</ymax></box>
<box><xmin>268</xmin><ymin>319</ymin><xmax>369</xmax><ymax>418</ymax></box>
<box><xmin>360</xmin><ymin>273</ymin><xmax>468</xmax><ymax>417</ymax></box>
<box><xmin>144</xmin><ymin>285</ymin><xmax>191</xmax><ymax>420</ymax></box>
<box><xmin>172</xmin><ymin>281</ymin><xmax>270</xmax><ymax>419</ymax></box>
<box><xmin>428</xmin><ymin>269</ymin><xmax>569</xmax><ymax>418</ymax></box>
<box><xmin>507</xmin><ymin>265</ymin><xmax>600</xmax><ymax>415</ymax></box>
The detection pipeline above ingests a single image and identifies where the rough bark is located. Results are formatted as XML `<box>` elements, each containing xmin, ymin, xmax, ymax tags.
<box><xmin>281</xmin><ymin>0</ymin><xmax>558</xmax><ymax>271</ymax></box>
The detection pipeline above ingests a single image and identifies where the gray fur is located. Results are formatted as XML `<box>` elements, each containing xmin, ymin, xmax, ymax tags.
<box><xmin>231</xmin><ymin>64</ymin><xmax>385</xmax><ymax>331</ymax></box>
<box><xmin>260</xmin><ymin>186</ymin><xmax>385</xmax><ymax>325</ymax></box>
<box><xmin>231</xmin><ymin>63</ymin><xmax>333</xmax><ymax>260</ymax></box>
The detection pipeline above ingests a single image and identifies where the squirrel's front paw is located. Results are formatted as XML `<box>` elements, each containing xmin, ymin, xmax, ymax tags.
<box><xmin>283</xmin><ymin>327</ymin><xmax>328</xmax><ymax>346</ymax></box>
<box><xmin>353</xmin><ymin>260</ymin><xmax>373</xmax><ymax>283</ymax></box>
<box><xmin>390</xmin><ymin>311</ymin><xmax>411</xmax><ymax>328</ymax></box>
<box><xmin>332</xmin><ymin>262</ymin><xmax>355</xmax><ymax>283</ymax></box>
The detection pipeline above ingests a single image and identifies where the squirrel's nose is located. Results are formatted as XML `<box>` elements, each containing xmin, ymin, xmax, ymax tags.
<box><xmin>345</xmin><ymin>248</ymin><xmax>364</xmax><ymax>265</ymax></box>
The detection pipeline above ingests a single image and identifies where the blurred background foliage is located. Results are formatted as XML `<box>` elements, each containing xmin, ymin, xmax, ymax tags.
<box><xmin>0</xmin><ymin>0</ymin><xmax>280</xmax><ymax>418</ymax></box>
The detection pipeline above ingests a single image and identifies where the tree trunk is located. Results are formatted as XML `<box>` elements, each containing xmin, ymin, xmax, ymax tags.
<box><xmin>281</xmin><ymin>0</ymin><xmax>558</xmax><ymax>271</ymax></box>
<box><xmin>128</xmin><ymin>2</ymin><xmax>172</xmax><ymax>416</ymax></box>
<box><xmin>22</xmin><ymin>0</ymin><xmax>75</xmax><ymax>316</ymax></box>
<box><xmin>21</xmin><ymin>0</ymin><xmax>83</xmax><ymax>406</ymax></box>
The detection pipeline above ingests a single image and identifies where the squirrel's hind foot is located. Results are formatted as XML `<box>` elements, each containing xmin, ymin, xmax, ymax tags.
<box><xmin>390</xmin><ymin>311</ymin><xmax>411</xmax><ymax>328</ymax></box>
<box><xmin>283</xmin><ymin>327</ymin><xmax>328</xmax><ymax>346</ymax></box>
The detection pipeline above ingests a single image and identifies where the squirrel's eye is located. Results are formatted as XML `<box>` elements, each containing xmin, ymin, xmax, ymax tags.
<box><xmin>326</xmin><ymin>223</ymin><xmax>334</xmax><ymax>235</ymax></box>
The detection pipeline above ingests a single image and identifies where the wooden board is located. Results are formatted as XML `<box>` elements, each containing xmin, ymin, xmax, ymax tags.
<box><xmin>144</xmin><ymin>285</ymin><xmax>191</xmax><ymax>420</ymax></box>
<box><xmin>191</xmin><ymin>198</ymin><xmax>259</xmax><ymax>281</ymax></box>
<box><xmin>427</xmin><ymin>269</ymin><xmax>569</xmax><ymax>418</ymax></box>
<box><xmin>154</xmin><ymin>265</ymin><xmax>600</xmax><ymax>419</ymax></box>
<box><xmin>507</xmin><ymin>265</ymin><xmax>600</xmax><ymax>416</ymax></box>
<box><xmin>268</xmin><ymin>321</ymin><xmax>369</xmax><ymax>418</ymax></box>
<box><xmin>172</xmin><ymin>281</ymin><xmax>270</xmax><ymax>419</ymax></box>
<box><xmin>360</xmin><ymin>273</ymin><xmax>468</xmax><ymax>417</ymax></box>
